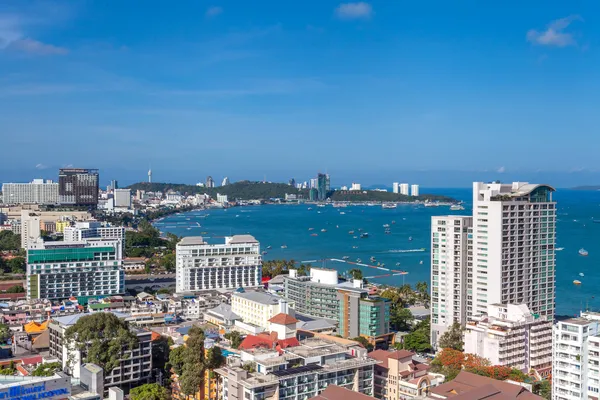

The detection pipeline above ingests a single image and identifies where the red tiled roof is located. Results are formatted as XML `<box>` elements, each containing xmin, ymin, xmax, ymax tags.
<box><xmin>239</xmin><ymin>333</ymin><xmax>300</xmax><ymax>352</ymax></box>
<box><xmin>151</xmin><ymin>332</ymin><xmax>163</xmax><ymax>341</ymax></box>
<box><xmin>310</xmin><ymin>385</ymin><xmax>375</xmax><ymax>400</ymax></box>
<box><xmin>430</xmin><ymin>371</ymin><xmax>543</xmax><ymax>400</ymax></box>
<box><xmin>20</xmin><ymin>356</ymin><xmax>43</xmax><ymax>366</ymax></box>
<box><xmin>368</xmin><ymin>349</ymin><xmax>414</xmax><ymax>369</ymax></box>
<box><xmin>268</xmin><ymin>313</ymin><xmax>299</xmax><ymax>325</ymax></box>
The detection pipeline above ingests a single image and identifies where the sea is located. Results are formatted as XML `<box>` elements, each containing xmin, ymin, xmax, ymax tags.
<box><xmin>154</xmin><ymin>188</ymin><xmax>600</xmax><ymax>317</ymax></box>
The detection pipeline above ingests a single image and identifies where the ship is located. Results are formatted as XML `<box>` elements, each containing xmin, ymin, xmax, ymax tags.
<box><xmin>383</xmin><ymin>224</ymin><xmax>390</xmax><ymax>228</ymax></box>
<box><xmin>321</xmin><ymin>229</ymin><xmax>327</xmax><ymax>232</ymax></box>
<box><xmin>266</xmin><ymin>245</ymin><xmax>272</xmax><ymax>249</ymax></box>
<box><xmin>579</xmin><ymin>248</ymin><xmax>589</xmax><ymax>256</ymax></box>
<box><xmin>348</xmin><ymin>230</ymin><xmax>355</xmax><ymax>234</ymax></box>
<box><xmin>281</xmin><ymin>245</ymin><xmax>288</xmax><ymax>249</ymax></box>
<box><xmin>450</xmin><ymin>204</ymin><xmax>465</xmax><ymax>211</ymax></box>
<box><xmin>573</xmin><ymin>280</ymin><xmax>582</xmax><ymax>285</ymax></box>
<box><xmin>360</xmin><ymin>233</ymin><xmax>369</xmax><ymax>238</ymax></box>
<box><xmin>382</xmin><ymin>203</ymin><xmax>397</xmax><ymax>209</ymax></box>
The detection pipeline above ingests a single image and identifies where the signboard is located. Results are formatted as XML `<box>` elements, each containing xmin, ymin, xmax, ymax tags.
<box><xmin>0</xmin><ymin>377</ymin><xmax>70</xmax><ymax>400</ymax></box>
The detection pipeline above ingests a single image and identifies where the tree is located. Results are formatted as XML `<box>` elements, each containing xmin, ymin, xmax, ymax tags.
<box><xmin>533</xmin><ymin>380</ymin><xmax>551</xmax><ymax>400</ymax></box>
<box><xmin>5</xmin><ymin>285</ymin><xmax>24</xmax><ymax>293</ymax></box>
<box><xmin>32</xmin><ymin>362</ymin><xmax>62</xmax><ymax>377</ymax></box>
<box><xmin>64</xmin><ymin>313</ymin><xmax>139</xmax><ymax>372</ymax></box>
<box><xmin>348</xmin><ymin>268</ymin><xmax>363</xmax><ymax>280</ymax></box>
<box><xmin>438</xmin><ymin>322</ymin><xmax>465</xmax><ymax>351</ymax></box>
<box><xmin>130</xmin><ymin>383</ymin><xmax>170</xmax><ymax>400</ymax></box>
<box><xmin>402</xmin><ymin>330</ymin><xmax>431</xmax><ymax>352</ymax></box>
<box><xmin>390</xmin><ymin>308</ymin><xmax>413</xmax><ymax>332</ymax></box>
<box><xmin>152</xmin><ymin>336</ymin><xmax>171</xmax><ymax>372</ymax></box>
<box><xmin>7</xmin><ymin>257</ymin><xmax>25</xmax><ymax>274</ymax></box>
<box><xmin>0</xmin><ymin>324</ymin><xmax>12</xmax><ymax>342</ymax></box>
<box><xmin>168</xmin><ymin>345</ymin><xmax>186</xmax><ymax>375</ymax></box>
<box><xmin>351</xmin><ymin>336</ymin><xmax>374</xmax><ymax>352</ymax></box>
<box><xmin>179</xmin><ymin>327</ymin><xmax>206</xmax><ymax>395</ymax></box>
<box><xmin>160</xmin><ymin>253</ymin><xmax>176</xmax><ymax>272</ymax></box>
<box><xmin>224</xmin><ymin>331</ymin><xmax>243</xmax><ymax>349</ymax></box>
<box><xmin>205</xmin><ymin>347</ymin><xmax>225</xmax><ymax>370</ymax></box>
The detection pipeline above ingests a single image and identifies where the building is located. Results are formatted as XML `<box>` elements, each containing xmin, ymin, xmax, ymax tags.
<box><xmin>49</xmin><ymin>313</ymin><xmax>152</xmax><ymax>393</ymax></box>
<box><xmin>216</xmin><ymin>336</ymin><xmax>377</xmax><ymax>400</ymax></box>
<box><xmin>552</xmin><ymin>315</ymin><xmax>600</xmax><ymax>400</ymax></box>
<box><xmin>317</xmin><ymin>173</ymin><xmax>330</xmax><ymax>201</ymax></box>
<box><xmin>216</xmin><ymin>194</ymin><xmax>228</xmax><ymax>204</ymax></box>
<box><xmin>410</xmin><ymin>185</ymin><xmax>419</xmax><ymax>197</ymax></box>
<box><xmin>284</xmin><ymin>268</ymin><xmax>391</xmax><ymax>345</ymax></box>
<box><xmin>148</xmin><ymin>168</ymin><xmax>152</xmax><ymax>183</ymax></box>
<box><xmin>310</xmin><ymin>385</ymin><xmax>375</xmax><ymax>400</ymax></box>
<box><xmin>399</xmin><ymin>184</ymin><xmax>409</xmax><ymax>196</ymax></box>
<box><xmin>1</xmin><ymin>179</ymin><xmax>59</xmax><ymax>205</ymax></box>
<box><xmin>392</xmin><ymin>183</ymin><xmax>399</xmax><ymax>194</ymax></box>
<box><xmin>369</xmin><ymin>349</ymin><xmax>444</xmax><ymax>400</ymax></box>
<box><xmin>310</xmin><ymin>178</ymin><xmax>318</xmax><ymax>189</ymax></box>
<box><xmin>463</xmin><ymin>303</ymin><xmax>552</xmax><ymax>371</ymax></box>
<box><xmin>470</xmin><ymin>182</ymin><xmax>556</xmax><ymax>373</ymax></box>
<box><xmin>309</xmin><ymin>188</ymin><xmax>318</xmax><ymax>201</ymax></box>
<box><xmin>429</xmin><ymin>371</ymin><xmax>542</xmax><ymax>400</ymax></box>
<box><xmin>204</xmin><ymin>303</ymin><xmax>241</xmax><ymax>329</ymax></box>
<box><xmin>21</xmin><ymin>210</ymin><xmax>41</xmax><ymax>249</ymax></box>
<box><xmin>222</xmin><ymin>177</ymin><xmax>230</xmax><ymax>186</ymax></box>
<box><xmin>63</xmin><ymin>221</ymin><xmax>125</xmax><ymax>254</ymax></box>
<box><xmin>0</xmin><ymin>372</ymin><xmax>71</xmax><ymax>400</ymax></box>
<box><xmin>113</xmin><ymin>189</ymin><xmax>132</xmax><ymax>208</ymax></box>
<box><xmin>175</xmin><ymin>235</ymin><xmax>262</xmax><ymax>293</ymax></box>
<box><xmin>26</xmin><ymin>238</ymin><xmax>124</xmax><ymax>300</ymax></box>
<box><xmin>231</xmin><ymin>291</ymin><xmax>293</xmax><ymax>330</ymax></box>
<box><xmin>430</xmin><ymin>216</ymin><xmax>473</xmax><ymax>349</ymax></box>
<box><xmin>351</xmin><ymin>183</ymin><xmax>362</xmax><ymax>191</ymax></box>
<box><xmin>206</xmin><ymin>176</ymin><xmax>215</xmax><ymax>188</ymax></box>
<box><xmin>59</xmin><ymin>168</ymin><xmax>99</xmax><ymax>207</ymax></box>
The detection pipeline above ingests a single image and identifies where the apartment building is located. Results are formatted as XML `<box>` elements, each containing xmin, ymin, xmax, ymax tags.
<box><xmin>63</xmin><ymin>221</ymin><xmax>125</xmax><ymax>256</ymax></box>
<box><xmin>1</xmin><ymin>179</ymin><xmax>59</xmax><ymax>205</ymax></box>
<box><xmin>58</xmin><ymin>168</ymin><xmax>99</xmax><ymax>206</ymax></box>
<box><xmin>230</xmin><ymin>291</ymin><xmax>293</xmax><ymax>330</ymax></box>
<box><xmin>216</xmin><ymin>336</ymin><xmax>377</xmax><ymax>400</ymax></box>
<box><xmin>176</xmin><ymin>235</ymin><xmax>261</xmax><ymax>292</ymax></box>
<box><xmin>49</xmin><ymin>313</ymin><xmax>152</xmax><ymax>394</ymax></box>
<box><xmin>430</xmin><ymin>215</ymin><xmax>472</xmax><ymax>349</ymax></box>
<box><xmin>553</xmin><ymin>315</ymin><xmax>600</xmax><ymax>400</ymax></box>
<box><xmin>464</xmin><ymin>303</ymin><xmax>552</xmax><ymax>371</ymax></box>
<box><xmin>26</xmin><ymin>238</ymin><xmax>125</xmax><ymax>300</ymax></box>
<box><xmin>369</xmin><ymin>349</ymin><xmax>444</xmax><ymax>400</ymax></box>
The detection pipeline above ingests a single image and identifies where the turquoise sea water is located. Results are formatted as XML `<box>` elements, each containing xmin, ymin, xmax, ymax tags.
<box><xmin>155</xmin><ymin>188</ymin><xmax>600</xmax><ymax>316</ymax></box>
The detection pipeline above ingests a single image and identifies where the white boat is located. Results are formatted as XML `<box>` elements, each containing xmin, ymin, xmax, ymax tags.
<box><xmin>370</xmin><ymin>256</ymin><xmax>376</xmax><ymax>262</ymax></box>
<box><xmin>281</xmin><ymin>245</ymin><xmax>288</xmax><ymax>249</ymax></box>
<box><xmin>419</xmin><ymin>260</ymin><xmax>424</xmax><ymax>265</ymax></box>
<box><xmin>408</xmin><ymin>236</ymin><xmax>413</xmax><ymax>241</ymax></box>
<box><xmin>579</xmin><ymin>248</ymin><xmax>589</xmax><ymax>256</ymax></box>
<box><xmin>450</xmin><ymin>204</ymin><xmax>465</xmax><ymax>211</ymax></box>
<box><xmin>556</xmin><ymin>247</ymin><xmax>564</xmax><ymax>251</ymax></box>
<box><xmin>579</xmin><ymin>273</ymin><xmax>585</xmax><ymax>277</ymax></box>
<box><xmin>343</xmin><ymin>256</ymin><xmax>350</xmax><ymax>260</ymax></box>
<box><xmin>308</xmin><ymin>207</ymin><xmax>313</xmax><ymax>210</ymax></box>
<box><xmin>321</xmin><ymin>229</ymin><xmax>327</xmax><ymax>232</ymax></box>
<box><xmin>348</xmin><ymin>230</ymin><xmax>355</xmax><ymax>234</ymax></box>
<box><xmin>383</xmin><ymin>224</ymin><xmax>390</xmax><ymax>228</ymax></box>
<box><xmin>356</xmin><ymin>258</ymin><xmax>362</xmax><ymax>263</ymax></box>
<box><xmin>395</xmin><ymin>262</ymin><xmax>401</xmax><ymax>266</ymax></box>
<box><xmin>317</xmin><ymin>204</ymin><xmax>326</xmax><ymax>208</ymax></box>
<box><xmin>340</xmin><ymin>212</ymin><xmax>346</xmax><ymax>215</ymax></box>
<box><xmin>382</xmin><ymin>203</ymin><xmax>397</xmax><ymax>209</ymax></box>
<box><xmin>573</xmin><ymin>280</ymin><xmax>582</xmax><ymax>285</ymax></box>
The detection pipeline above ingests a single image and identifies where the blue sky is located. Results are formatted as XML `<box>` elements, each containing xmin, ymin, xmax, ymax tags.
<box><xmin>0</xmin><ymin>0</ymin><xmax>598</xmax><ymax>187</ymax></box>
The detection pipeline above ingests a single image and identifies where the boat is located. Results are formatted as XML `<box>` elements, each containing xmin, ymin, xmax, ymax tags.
<box><xmin>593</xmin><ymin>219</ymin><xmax>600</xmax><ymax>223</ymax></box>
<box><xmin>383</xmin><ymin>224</ymin><xmax>390</xmax><ymax>228</ymax></box>
<box><xmin>450</xmin><ymin>204</ymin><xmax>465</xmax><ymax>211</ymax></box>
<box><xmin>573</xmin><ymin>280</ymin><xmax>582</xmax><ymax>285</ymax></box>
<box><xmin>308</xmin><ymin>207</ymin><xmax>313</xmax><ymax>210</ymax></box>
<box><xmin>382</xmin><ymin>203</ymin><xmax>397</xmax><ymax>209</ymax></box>
<box><xmin>336</xmin><ymin>225</ymin><xmax>339</xmax><ymax>228</ymax></box>
<box><xmin>370</xmin><ymin>256</ymin><xmax>376</xmax><ymax>262</ymax></box>
<box><xmin>343</xmin><ymin>256</ymin><xmax>350</xmax><ymax>260</ymax></box>
<box><xmin>340</xmin><ymin>212</ymin><xmax>346</xmax><ymax>215</ymax></box>
<box><xmin>556</xmin><ymin>247</ymin><xmax>564</xmax><ymax>251</ymax></box>
<box><xmin>408</xmin><ymin>236</ymin><xmax>413</xmax><ymax>241</ymax></box>
<box><xmin>352</xmin><ymin>246</ymin><xmax>359</xmax><ymax>249</ymax></box>
<box><xmin>360</xmin><ymin>233</ymin><xmax>369</xmax><ymax>238</ymax></box>
<box><xmin>392</xmin><ymin>220</ymin><xmax>396</xmax><ymax>224</ymax></box>
<box><xmin>348</xmin><ymin>230</ymin><xmax>355</xmax><ymax>234</ymax></box>
<box><xmin>356</xmin><ymin>258</ymin><xmax>362</xmax><ymax>263</ymax></box>
<box><xmin>262</xmin><ymin>251</ymin><xmax>268</xmax><ymax>255</ymax></box>
<box><xmin>419</xmin><ymin>260</ymin><xmax>424</xmax><ymax>265</ymax></box>
<box><xmin>308</xmin><ymin>228</ymin><xmax>314</xmax><ymax>231</ymax></box>
<box><xmin>321</xmin><ymin>229</ymin><xmax>327</xmax><ymax>232</ymax></box>
<box><xmin>579</xmin><ymin>248</ymin><xmax>589</xmax><ymax>256</ymax></box>
<box><xmin>311</xmin><ymin>233</ymin><xmax>318</xmax><ymax>237</ymax></box>
<box><xmin>385</xmin><ymin>230</ymin><xmax>391</xmax><ymax>234</ymax></box>
<box><xmin>580</xmin><ymin>273</ymin><xmax>585</xmax><ymax>277</ymax></box>
<box><xmin>267</xmin><ymin>245</ymin><xmax>272</xmax><ymax>249</ymax></box>
<box><xmin>317</xmin><ymin>204</ymin><xmax>326</xmax><ymax>208</ymax></box>
<box><xmin>353</xmin><ymin>236</ymin><xmax>358</xmax><ymax>239</ymax></box>
<box><xmin>281</xmin><ymin>245</ymin><xmax>288</xmax><ymax>249</ymax></box>
<box><xmin>395</xmin><ymin>262</ymin><xmax>401</xmax><ymax>266</ymax></box>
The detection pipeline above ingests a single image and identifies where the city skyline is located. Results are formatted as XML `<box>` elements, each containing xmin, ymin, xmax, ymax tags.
<box><xmin>0</xmin><ymin>1</ymin><xmax>597</xmax><ymax>182</ymax></box>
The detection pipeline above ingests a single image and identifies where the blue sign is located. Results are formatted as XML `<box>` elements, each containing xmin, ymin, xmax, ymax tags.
<box><xmin>1</xmin><ymin>382</ymin><xmax>70</xmax><ymax>400</ymax></box>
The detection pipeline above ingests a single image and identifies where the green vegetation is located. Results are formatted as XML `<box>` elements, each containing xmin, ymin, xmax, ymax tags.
<box><xmin>64</xmin><ymin>313</ymin><xmax>139</xmax><ymax>372</ymax></box>
<box><xmin>347</xmin><ymin>268</ymin><xmax>363</xmax><ymax>280</ymax></box>
<box><xmin>0</xmin><ymin>232</ymin><xmax>20</xmax><ymax>251</ymax></box>
<box><xmin>130</xmin><ymin>383</ymin><xmax>170</xmax><ymax>400</ymax></box>
<box><xmin>438</xmin><ymin>321</ymin><xmax>465</xmax><ymax>351</ymax></box>
<box><xmin>0</xmin><ymin>324</ymin><xmax>12</xmax><ymax>342</ymax></box>
<box><xmin>241</xmin><ymin>362</ymin><xmax>256</xmax><ymax>373</ymax></box>
<box><xmin>32</xmin><ymin>362</ymin><xmax>62</xmax><ymax>377</ymax></box>
<box><xmin>224</xmin><ymin>331</ymin><xmax>243</xmax><ymax>349</ymax></box>
<box><xmin>169</xmin><ymin>327</ymin><xmax>226</xmax><ymax>395</ymax></box>
<box><xmin>380</xmin><ymin>282</ymin><xmax>430</xmax><ymax>309</ymax></box>
<box><xmin>351</xmin><ymin>336</ymin><xmax>374</xmax><ymax>352</ymax></box>
<box><xmin>0</xmin><ymin>361</ymin><xmax>16</xmax><ymax>375</ymax></box>
<box><xmin>261</xmin><ymin>260</ymin><xmax>311</xmax><ymax>278</ymax></box>
<box><xmin>152</xmin><ymin>335</ymin><xmax>172</xmax><ymax>377</ymax></box>
<box><xmin>533</xmin><ymin>380</ymin><xmax>551</xmax><ymax>400</ymax></box>
<box><xmin>329</xmin><ymin>191</ymin><xmax>455</xmax><ymax>203</ymax></box>
<box><xmin>400</xmin><ymin>318</ymin><xmax>432</xmax><ymax>352</ymax></box>
<box><xmin>5</xmin><ymin>285</ymin><xmax>24</xmax><ymax>293</ymax></box>
<box><xmin>128</xmin><ymin>181</ymin><xmax>308</xmax><ymax>201</ymax></box>
<box><xmin>0</xmin><ymin>257</ymin><xmax>26</xmax><ymax>274</ymax></box>
<box><xmin>390</xmin><ymin>308</ymin><xmax>413</xmax><ymax>332</ymax></box>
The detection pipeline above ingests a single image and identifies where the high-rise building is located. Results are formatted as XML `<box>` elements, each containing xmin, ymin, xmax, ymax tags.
<box><xmin>113</xmin><ymin>189</ymin><xmax>132</xmax><ymax>208</ymax></box>
<box><xmin>63</xmin><ymin>221</ymin><xmax>125</xmax><ymax>255</ymax></box>
<box><xmin>552</xmin><ymin>313</ymin><xmax>600</xmax><ymax>400</ymax></box>
<box><xmin>21</xmin><ymin>210</ymin><xmax>42</xmax><ymax>249</ymax></box>
<box><xmin>289</xmin><ymin>178</ymin><xmax>296</xmax><ymax>187</ymax></box>
<box><xmin>26</xmin><ymin>238</ymin><xmax>124</xmax><ymax>300</ymax></box>
<box><xmin>310</xmin><ymin>178</ymin><xmax>318</xmax><ymax>189</ymax></box>
<box><xmin>221</xmin><ymin>177</ymin><xmax>230</xmax><ymax>186</ymax></box>
<box><xmin>175</xmin><ymin>235</ymin><xmax>261</xmax><ymax>292</ymax></box>
<box><xmin>309</xmin><ymin>188</ymin><xmax>318</xmax><ymax>201</ymax></box>
<box><xmin>148</xmin><ymin>168</ymin><xmax>152</xmax><ymax>183</ymax></box>
<box><xmin>350</xmin><ymin>182</ymin><xmax>361</xmax><ymax>191</ymax></box>
<box><xmin>1</xmin><ymin>179</ymin><xmax>59</xmax><ymax>205</ymax></box>
<box><xmin>392</xmin><ymin>182</ymin><xmax>399</xmax><ymax>194</ymax></box>
<box><xmin>206</xmin><ymin>176</ymin><xmax>215</xmax><ymax>188</ymax></box>
<box><xmin>317</xmin><ymin>173</ymin><xmax>329</xmax><ymax>201</ymax></box>
<box><xmin>430</xmin><ymin>215</ymin><xmax>472</xmax><ymax>349</ymax></box>
<box><xmin>399</xmin><ymin>183</ymin><xmax>409</xmax><ymax>196</ymax></box>
<box><xmin>58</xmin><ymin>168</ymin><xmax>99</xmax><ymax>207</ymax></box>
<box><xmin>410</xmin><ymin>184</ymin><xmax>419</xmax><ymax>196</ymax></box>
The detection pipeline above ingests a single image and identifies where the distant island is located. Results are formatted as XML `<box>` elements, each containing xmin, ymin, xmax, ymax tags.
<box><xmin>127</xmin><ymin>181</ymin><xmax>456</xmax><ymax>203</ymax></box>
<box><xmin>571</xmin><ymin>185</ymin><xmax>600</xmax><ymax>191</ymax></box>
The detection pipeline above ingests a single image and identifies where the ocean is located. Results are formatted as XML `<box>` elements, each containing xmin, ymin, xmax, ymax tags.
<box><xmin>154</xmin><ymin>188</ymin><xmax>600</xmax><ymax>316</ymax></box>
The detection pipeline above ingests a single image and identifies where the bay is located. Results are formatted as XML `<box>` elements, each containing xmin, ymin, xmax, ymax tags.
<box><xmin>155</xmin><ymin>188</ymin><xmax>600</xmax><ymax>316</ymax></box>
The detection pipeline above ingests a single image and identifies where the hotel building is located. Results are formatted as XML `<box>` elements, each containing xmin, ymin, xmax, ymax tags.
<box><xmin>58</xmin><ymin>168</ymin><xmax>99</xmax><ymax>206</ymax></box>
<box><xmin>175</xmin><ymin>235</ymin><xmax>262</xmax><ymax>292</ymax></box>
<box><xmin>1</xmin><ymin>179</ymin><xmax>59</xmax><ymax>205</ymax></box>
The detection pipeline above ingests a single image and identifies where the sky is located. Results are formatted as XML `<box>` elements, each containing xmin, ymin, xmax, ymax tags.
<box><xmin>0</xmin><ymin>0</ymin><xmax>599</xmax><ymax>187</ymax></box>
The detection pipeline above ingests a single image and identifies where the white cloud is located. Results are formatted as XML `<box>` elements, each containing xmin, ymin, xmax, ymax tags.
<box><xmin>497</xmin><ymin>166</ymin><xmax>506</xmax><ymax>173</ymax></box>
<box><xmin>335</xmin><ymin>2</ymin><xmax>373</xmax><ymax>20</ymax></box>
<box><xmin>0</xmin><ymin>13</ymin><xmax>68</xmax><ymax>55</ymax></box>
<box><xmin>527</xmin><ymin>15</ymin><xmax>582</xmax><ymax>47</ymax></box>
<box><xmin>205</xmin><ymin>6</ymin><xmax>223</xmax><ymax>18</ymax></box>
<box><xmin>35</xmin><ymin>163</ymin><xmax>48</xmax><ymax>170</ymax></box>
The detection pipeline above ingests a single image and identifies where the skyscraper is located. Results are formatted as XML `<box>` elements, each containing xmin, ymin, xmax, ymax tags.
<box><xmin>317</xmin><ymin>173</ymin><xmax>329</xmax><ymax>201</ymax></box>
<box><xmin>221</xmin><ymin>177</ymin><xmax>230</xmax><ymax>186</ymax></box>
<box><xmin>410</xmin><ymin>184</ymin><xmax>419</xmax><ymax>196</ymax></box>
<box><xmin>206</xmin><ymin>176</ymin><xmax>215</xmax><ymax>188</ymax></box>
<box><xmin>430</xmin><ymin>215</ymin><xmax>472</xmax><ymax>349</ymax></box>
<box><xmin>392</xmin><ymin>182</ymin><xmax>399</xmax><ymax>194</ymax></box>
<box><xmin>58</xmin><ymin>168</ymin><xmax>99</xmax><ymax>207</ymax></box>
<box><xmin>399</xmin><ymin>183</ymin><xmax>409</xmax><ymax>196</ymax></box>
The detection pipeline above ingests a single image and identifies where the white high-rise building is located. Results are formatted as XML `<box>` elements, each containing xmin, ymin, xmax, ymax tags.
<box><xmin>176</xmin><ymin>235</ymin><xmax>262</xmax><ymax>292</ymax></box>
<box><xmin>553</xmin><ymin>313</ymin><xmax>600</xmax><ymax>400</ymax></box>
<box><xmin>21</xmin><ymin>210</ymin><xmax>41</xmax><ymax>249</ymax></box>
<box><xmin>63</xmin><ymin>221</ymin><xmax>125</xmax><ymax>256</ymax></box>
<box><xmin>392</xmin><ymin>182</ymin><xmax>399</xmax><ymax>194</ymax></box>
<box><xmin>350</xmin><ymin>182</ymin><xmax>362</xmax><ymax>191</ymax></box>
<box><xmin>430</xmin><ymin>215</ymin><xmax>472</xmax><ymax>349</ymax></box>
<box><xmin>399</xmin><ymin>183</ymin><xmax>409</xmax><ymax>196</ymax></box>
<box><xmin>310</xmin><ymin>178</ymin><xmax>317</xmax><ymax>189</ymax></box>
<box><xmin>222</xmin><ymin>177</ymin><xmax>230</xmax><ymax>186</ymax></box>
<box><xmin>2</xmin><ymin>180</ymin><xmax>59</xmax><ymax>205</ymax></box>
<box><xmin>470</xmin><ymin>181</ymin><xmax>556</xmax><ymax>373</ymax></box>
<box><xmin>113</xmin><ymin>189</ymin><xmax>132</xmax><ymax>208</ymax></box>
<box><xmin>410</xmin><ymin>184</ymin><xmax>419</xmax><ymax>196</ymax></box>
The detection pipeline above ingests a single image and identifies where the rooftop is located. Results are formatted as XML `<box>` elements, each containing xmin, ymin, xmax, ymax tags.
<box><xmin>310</xmin><ymin>385</ymin><xmax>377</xmax><ymax>400</ymax></box>
<box><xmin>178</xmin><ymin>237</ymin><xmax>206</xmax><ymax>246</ymax></box>
<box><xmin>269</xmin><ymin>313</ymin><xmax>299</xmax><ymax>325</ymax></box>
<box><xmin>228</xmin><ymin>235</ymin><xmax>258</xmax><ymax>244</ymax></box>
<box><xmin>430</xmin><ymin>371</ymin><xmax>542</xmax><ymax>400</ymax></box>
<box><xmin>233</xmin><ymin>291</ymin><xmax>282</xmax><ymax>305</ymax></box>
<box><xmin>561</xmin><ymin>318</ymin><xmax>593</xmax><ymax>326</ymax></box>
<box><xmin>368</xmin><ymin>349</ymin><xmax>414</xmax><ymax>369</ymax></box>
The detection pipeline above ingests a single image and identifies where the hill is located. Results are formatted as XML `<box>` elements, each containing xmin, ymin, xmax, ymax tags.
<box><xmin>571</xmin><ymin>185</ymin><xmax>600</xmax><ymax>191</ymax></box>
<box><xmin>329</xmin><ymin>190</ymin><xmax>454</xmax><ymax>203</ymax></box>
